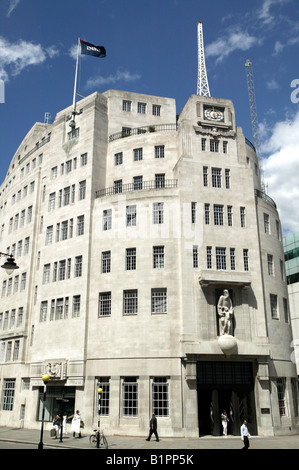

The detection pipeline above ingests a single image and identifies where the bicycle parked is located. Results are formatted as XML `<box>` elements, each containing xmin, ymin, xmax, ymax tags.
<box><xmin>89</xmin><ymin>428</ymin><xmax>108</xmax><ymax>449</ymax></box>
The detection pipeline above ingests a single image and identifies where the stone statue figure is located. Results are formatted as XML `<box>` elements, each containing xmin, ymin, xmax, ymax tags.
<box><xmin>217</xmin><ymin>289</ymin><xmax>234</xmax><ymax>336</ymax></box>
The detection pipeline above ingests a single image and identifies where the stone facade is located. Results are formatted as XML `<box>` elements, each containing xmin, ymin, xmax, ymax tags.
<box><xmin>0</xmin><ymin>90</ymin><xmax>298</xmax><ymax>437</ymax></box>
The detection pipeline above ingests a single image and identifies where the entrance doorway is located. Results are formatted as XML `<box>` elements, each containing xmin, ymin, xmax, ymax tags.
<box><xmin>197</xmin><ymin>361</ymin><xmax>257</xmax><ymax>436</ymax></box>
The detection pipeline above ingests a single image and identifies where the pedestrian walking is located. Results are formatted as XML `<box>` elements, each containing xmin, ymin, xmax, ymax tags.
<box><xmin>53</xmin><ymin>413</ymin><xmax>62</xmax><ymax>439</ymax></box>
<box><xmin>71</xmin><ymin>410</ymin><xmax>82</xmax><ymax>438</ymax></box>
<box><xmin>145</xmin><ymin>413</ymin><xmax>159</xmax><ymax>442</ymax></box>
<box><xmin>221</xmin><ymin>410</ymin><xmax>229</xmax><ymax>436</ymax></box>
<box><xmin>240</xmin><ymin>419</ymin><xmax>251</xmax><ymax>449</ymax></box>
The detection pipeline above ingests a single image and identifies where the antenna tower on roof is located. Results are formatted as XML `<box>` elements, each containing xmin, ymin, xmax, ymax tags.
<box><xmin>197</xmin><ymin>21</ymin><xmax>210</xmax><ymax>97</ymax></box>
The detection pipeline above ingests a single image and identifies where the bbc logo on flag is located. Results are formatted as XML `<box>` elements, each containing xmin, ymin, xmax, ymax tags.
<box><xmin>0</xmin><ymin>80</ymin><xmax>4</xmax><ymax>103</ymax></box>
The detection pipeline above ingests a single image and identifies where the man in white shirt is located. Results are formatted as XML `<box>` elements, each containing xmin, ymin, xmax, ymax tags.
<box><xmin>240</xmin><ymin>419</ymin><xmax>251</xmax><ymax>449</ymax></box>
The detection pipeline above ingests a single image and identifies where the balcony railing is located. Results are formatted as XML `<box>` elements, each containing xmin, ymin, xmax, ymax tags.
<box><xmin>255</xmin><ymin>189</ymin><xmax>276</xmax><ymax>208</ymax></box>
<box><xmin>96</xmin><ymin>179</ymin><xmax>178</xmax><ymax>198</ymax></box>
<box><xmin>109</xmin><ymin>123</ymin><xmax>178</xmax><ymax>142</ymax></box>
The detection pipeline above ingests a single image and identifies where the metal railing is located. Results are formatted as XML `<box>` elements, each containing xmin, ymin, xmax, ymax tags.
<box><xmin>96</xmin><ymin>179</ymin><xmax>178</xmax><ymax>198</ymax></box>
<box><xmin>109</xmin><ymin>123</ymin><xmax>178</xmax><ymax>142</ymax></box>
<box><xmin>255</xmin><ymin>189</ymin><xmax>277</xmax><ymax>208</ymax></box>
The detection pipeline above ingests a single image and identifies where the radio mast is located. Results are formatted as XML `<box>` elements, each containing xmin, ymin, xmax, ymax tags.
<box><xmin>197</xmin><ymin>21</ymin><xmax>210</xmax><ymax>96</ymax></box>
<box><xmin>245</xmin><ymin>59</ymin><xmax>266</xmax><ymax>191</ymax></box>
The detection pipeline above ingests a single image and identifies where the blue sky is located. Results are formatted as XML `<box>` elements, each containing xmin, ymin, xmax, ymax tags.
<box><xmin>0</xmin><ymin>0</ymin><xmax>299</xmax><ymax>233</ymax></box>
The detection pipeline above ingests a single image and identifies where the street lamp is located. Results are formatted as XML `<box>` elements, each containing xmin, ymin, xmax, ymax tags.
<box><xmin>97</xmin><ymin>387</ymin><xmax>103</xmax><ymax>448</ymax></box>
<box><xmin>0</xmin><ymin>252</ymin><xmax>19</xmax><ymax>275</ymax></box>
<box><xmin>38</xmin><ymin>374</ymin><xmax>50</xmax><ymax>450</ymax></box>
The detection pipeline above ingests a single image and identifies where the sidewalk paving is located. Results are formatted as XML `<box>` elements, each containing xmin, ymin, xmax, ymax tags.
<box><xmin>0</xmin><ymin>426</ymin><xmax>299</xmax><ymax>450</ymax></box>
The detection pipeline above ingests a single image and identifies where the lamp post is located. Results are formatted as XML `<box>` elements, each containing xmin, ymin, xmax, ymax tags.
<box><xmin>38</xmin><ymin>374</ymin><xmax>50</xmax><ymax>450</ymax></box>
<box><xmin>97</xmin><ymin>387</ymin><xmax>103</xmax><ymax>448</ymax></box>
<box><xmin>0</xmin><ymin>252</ymin><xmax>19</xmax><ymax>275</ymax></box>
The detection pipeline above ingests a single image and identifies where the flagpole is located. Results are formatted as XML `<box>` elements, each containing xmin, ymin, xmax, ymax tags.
<box><xmin>71</xmin><ymin>38</ymin><xmax>80</xmax><ymax>123</ymax></box>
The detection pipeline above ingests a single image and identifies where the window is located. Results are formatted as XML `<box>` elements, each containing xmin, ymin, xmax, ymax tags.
<box><xmin>133</xmin><ymin>176</ymin><xmax>143</xmax><ymax>190</ymax></box>
<box><xmin>122</xmin><ymin>100</ymin><xmax>131</xmax><ymax>112</ymax></box>
<box><xmin>122</xmin><ymin>127</ymin><xmax>131</xmax><ymax>136</ymax></box>
<box><xmin>46</xmin><ymin>226</ymin><xmax>53</xmax><ymax>245</ymax></box>
<box><xmin>66</xmin><ymin>160</ymin><xmax>72</xmax><ymax>173</ymax></box>
<box><xmin>56</xmin><ymin>298</ymin><xmax>64</xmax><ymax>320</ymax></box>
<box><xmin>155</xmin><ymin>145</ymin><xmax>164</xmax><ymax>158</ymax></box>
<box><xmin>214</xmin><ymin>205</ymin><xmax>224</xmax><ymax>226</ymax></box>
<box><xmin>68</xmin><ymin>127</ymin><xmax>79</xmax><ymax>140</ymax></box>
<box><xmin>27</xmin><ymin>206</ymin><xmax>33</xmax><ymax>223</ymax></box>
<box><xmin>13</xmin><ymin>340</ymin><xmax>20</xmax><ymax>361</ymax></box>
<box><xmin>153</xmin><ymin>246</ymin><xmax>164</xmax><ymax>269</ymax></box>
<box><xmin>61</xmin><ymin>220</ymin><xmax>68</xmax><ymax>240</ymax></box>
<box><xmin>216</xmin><ymin>247</ymin><xmax>226</xmax><ymax>270</ymax></box>
<box><xmin>152</xmin><ymin>104</ymin><xmax>161</xmax><ymax>116</ymax></box>
<box><xmin>122</xmin><ymin>377</ymin><xmax>138</xmax><ymax>416</ymax></box>
<box><xmin>99</xmin><ymin>292</ymin><xmax>111</xmax><ymax>317</ymax></box>
<box><xmin>191</xmin><ymin>202</ymin><xmax>197</xmax><ymax>223</ymax></box>
<box><xmin>102</xmin><ymin>251</ymin><xmax>111</xmax><ymax>273</ymax></box>
<box><xmin>223</xmin><ymin>141</ymin><xmax>228</xmax><ymax>153</ymax></box>
<box><xmin>97</xmin><ymin>378</ymin><xmax>110</xmax><ymax>416</ymax></box>
<box><xmin>133</xmin><ymin>148</ymin><xmax>143</xmax><ymax>161</ymax></box>
<box><xmin>2</xmin><ymin>379</ymin><xmax>15</xmax><ymax>411</ymax></box>
<box><xmin>63</xmin><ymin>187</ymin><xmax>70</xmax><ymax>206</ymax></box>
<box><xmin>210</xmin><ymin>139</ymin><xmax>219</xmax><ymax>152</ymax></box>
<box><xmin>193</xmin><ymin>246</ymin><xmax>198</xmax><ymax>268</ymax></box>
<box><xmin>264</xmin><ymin>213</ymin><xmax>270</xmax><ymax>234</ymax></box>
<box><xmin>243</xmin><ymin>249</ymin><xmax>249</xmax><ymax>271</ymax></box>
<box><xmin>151</xmin><ymin>288</ymin><xmax>167</xmax><ymax>313</ymax></box>
<box><xmin>155</xmin><ymin>173</ymin><xmax>165</xmax><ymax>188</ymax></box>
<box><xmin>240</xmin><ymin>207</ymin><xmax>246</xmax><ymax>228</ymax></box>
<box><xmin>277</xmin><ymin>378</ymin><xmax>286</xmax><ymax>416</ymax></box>
<box><xmin>74</xmin><ymin>256</ymin><xmax>82</xmax><ymax>277</ymax></box>
<box><xmin>203</xmin><ymin>167</ymin><xmax>208</xmax><ymax>187</ymax></box>
<box><xmin>115</xmin><ymin>152</ymin><xmax>123</xmax><ymax>166</ymax></box>
<box><xmin>283</xmin><ymin>298</ymin><xmax>289</xmax><ymax>323</ymax></box>
<box><xmin>103</xmin><ymin>209</ymin><xmax>112</xmax><ymax>231</ymax></box>
<box><xmin>126</xmin><ymin>205</ymin><xmax>136</xmax><ymax>227</ymax></box>
<box><xmin>152</xmin><ymin>377</ymin><xmax>169</xmax><ymax>416</ymax></box>
<box><xmin>225</xmin><ymin>169</ymin><xmax>230</xmax><ymax>189</ymax></box>
<box><xmin>270</xmin><ymin>294</ymin><xmax>278</xmax><ymax>319</ymax></box>
<box><xmin>204</xmin><ymin>204</ymin><xmax>210</xmax><ymax>225</ymax></box>
<box><xmin>227</xmin><ymin>206</ymin><xmax>233</xmax><ymax>226</ymax></box>
<box><xmin>77</xmin><ymin>215</ymin><xmax>84</xmax><ymax>236</ymax></box>
<box><xmin>72</xmin><ymin>295</ymin><xmax>80</xmax><ymax>318</ymax></box>
<box><xmin>201</xmin><ymin>138</ymin><xmax>206</xmax><ymax>151</ymax></box>
<box><xmin>212</xmin><ymin>168</ymin><xmax>221</xmax><ymax>188</ymax></box>
<box><xmin>126</xmin><ymin>248</ymin><xmax>136</xmax><ymax>270</ymax></box>
<box><xmin>81</xmin><ymin>153</ymin><xmax>87</xmax><ymax>166</ymax></box>
<box><xmin>114</xmin><ymin>180</ymin><xmax>122</xmax><ymax>194</ymax></box>
<box><xmin>40</xmin><ymin>301</ymin><xmax>48</xmax><ymax>322</ymax></box>
<box><xmin>153</xmin><ymin>203</ymin><xmax>164</xmax><ymax>224</ymax></box>
<box><xmin>59</xmin><ymin>260</ymin><xmax>66</xmax><ymax>281</ymax></box>
<box><xmin>137</xmin><ymin>102</ymin><xmax>146</xmax><ymax>114</ymax></box>
<box><xmin>79</xmin><ymin>180</ymin><xmax>86</xmax><ymax>200</ymax></box>
<box><xmin>206</xmin><ymin>246</ymin><xmax>212</xmax><ymax>269</ymax></box>
<box><xmin>43</xmin><ymin>264</ymin><xmax>50</xmax><ymax>284</ymax></box>
<box><xmin>123</xmin><ymin>289</ymin><xmax>138</xmax><ymax>315</ymax></box>
<box><xmin>230</xmin><ymin>248</ymin><xmax>236</xmax><ymax>270</ymax></box>
<box><xmin>267</xmin><ymin>254</ymin><xmax>274</xmax><ymax>276</ymax></box>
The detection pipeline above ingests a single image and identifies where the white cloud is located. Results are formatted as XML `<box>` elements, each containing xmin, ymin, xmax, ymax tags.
<box><xmin>266</xmin><ymin>79</ymin><xmax>279</xmax><ymax>90</ymax></box>
<box><xmin>258</xmin><ymin>0</ymin><xmax>290</xmax><ymax>25</ymax></box>
<box><xmin>0</xmin><ymin>36</ymin><xmax>58</xmax><ymax>81</ymax></box>
<box><xmin>7</xmin><ymin>0</ymin><xmax>20</xmax><ymax>17</ymax></box>
<box><xmin>262</xmin><ymin>111</ymin><xmax>299</xmax><ymax>234</ymax></box>
<box><xmin>86</xmin><ymin>69</ymin><xmax>141</xmax><ymax>89</ymax></box>
<box><xmin>206</xmin><ymin>29</ymin><xmax>260</xmax><ymax>63</ymax></box>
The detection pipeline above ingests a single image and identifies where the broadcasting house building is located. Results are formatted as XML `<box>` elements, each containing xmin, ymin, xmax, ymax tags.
<box><xmin>0</xmin><ymin>89</ymin><xmax>298</xmax><ymax>437</ymax></box>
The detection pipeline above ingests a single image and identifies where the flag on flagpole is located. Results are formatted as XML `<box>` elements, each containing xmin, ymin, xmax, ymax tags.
<box><xmin>80</xmin><ymin>39</ymin><xmax>106</xmax><ymax>58</ymax></box>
